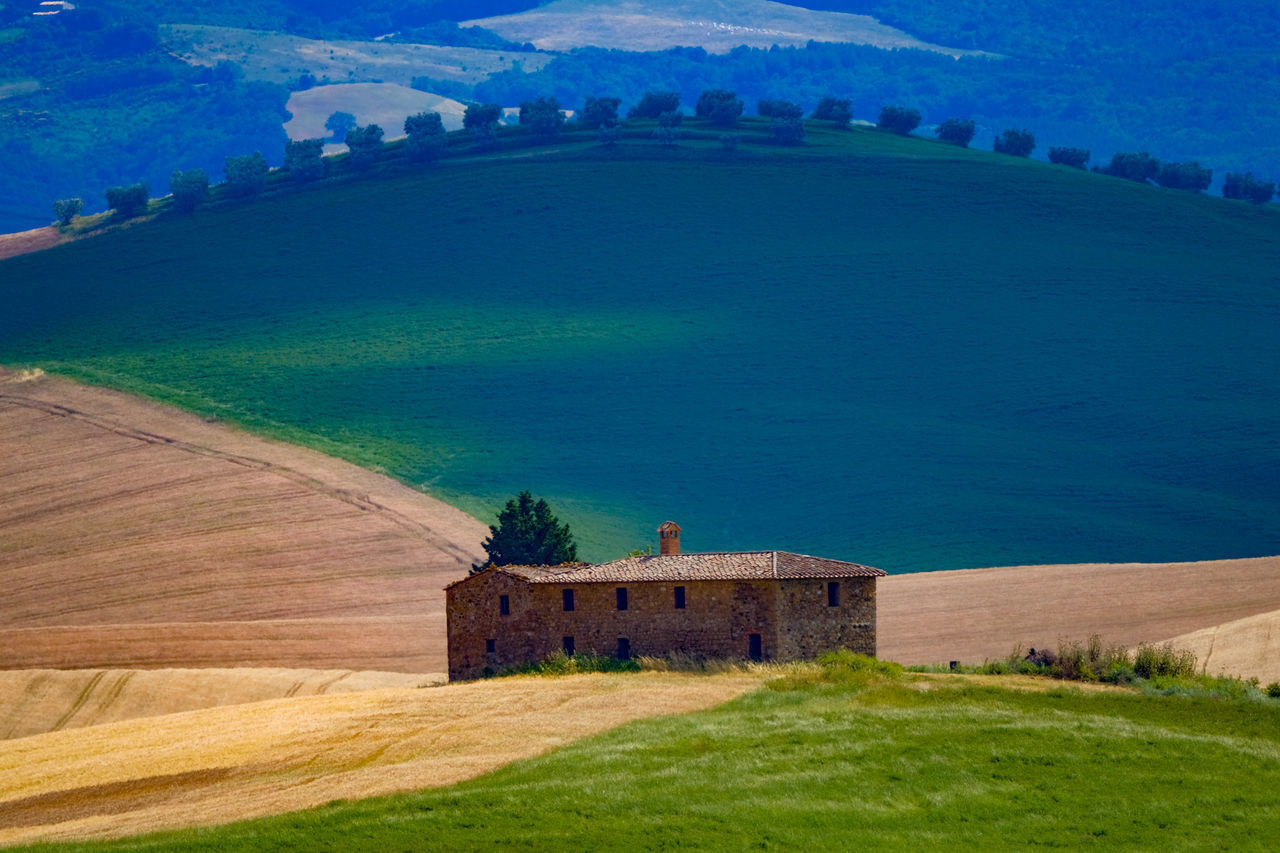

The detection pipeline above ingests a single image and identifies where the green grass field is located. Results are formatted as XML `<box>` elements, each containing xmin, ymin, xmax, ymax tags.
<box><xmin>3</xmin><ymin>119</ymin><xmax>1278</xmax><ymax>568</ymax></box>
<box><xmin>28</xmin><ymin>665</ymin><xmax>1280</xmax><ymax>851</ymax></box>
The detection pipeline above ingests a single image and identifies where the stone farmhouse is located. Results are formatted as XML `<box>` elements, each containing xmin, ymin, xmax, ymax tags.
<box><xmin>446</xmin><ymin>521</ymin><xmax>886</xmax><ymax>680</ymax></box>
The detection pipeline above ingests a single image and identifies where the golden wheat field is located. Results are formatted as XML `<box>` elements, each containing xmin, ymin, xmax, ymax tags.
<box><xmin>0</xmin><ymin>671</ymin><xmax>762</xmax><ymax>846</ymax></box>
<box><xmin>0</xmin><ymin>668</ymin><xmax>439</xmax><ymax>740</ymax></box>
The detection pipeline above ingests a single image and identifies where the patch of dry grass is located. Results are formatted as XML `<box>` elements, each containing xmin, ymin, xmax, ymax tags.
<box><xmin>0</xmin><ymin>668</ymin><xmax>441</xmax><ymax>741</ymax></box>
<box><xmin>0</xmin><ymin>671</ymin><xmax>762</xmax><ymax>846</ymax></box>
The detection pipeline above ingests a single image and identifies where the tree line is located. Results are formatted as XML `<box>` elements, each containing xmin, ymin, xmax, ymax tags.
<box><xmin>56</xmin><ymin>86</ymin><xmax>1276</xmax><ymax>226</ymax></box>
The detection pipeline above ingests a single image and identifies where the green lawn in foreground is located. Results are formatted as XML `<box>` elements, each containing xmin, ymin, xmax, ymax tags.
<box><xmin>40</xmin><ymin>669</ymin><xmax>1280</xmax><ymax>851</ymax></box>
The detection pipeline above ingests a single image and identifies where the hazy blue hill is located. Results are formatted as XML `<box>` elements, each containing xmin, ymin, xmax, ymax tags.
<box><xmin>2</xmin><ymin>125</ymin><xmax>1278</xmax><ymax>570</ymax></box>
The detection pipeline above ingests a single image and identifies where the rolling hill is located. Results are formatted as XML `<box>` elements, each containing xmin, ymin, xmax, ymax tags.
<box><xmin>461</xmin><ymin>0</ymin><xmax>986</xmax><ymax>54</ymax></box>
<box><xmin>0</xmin><ymin>368</ymin><xmax>484</xmax><ymax>673</ymax></box>
<box><xmin>2</xmin><ymin>119</ymin><xmax>1277</xmax><ymax>573</ymax></box>
<box><xmin>3</xmin><ymin>367</ymin><xmax>1278</xmax><ymax>688</ymax></box>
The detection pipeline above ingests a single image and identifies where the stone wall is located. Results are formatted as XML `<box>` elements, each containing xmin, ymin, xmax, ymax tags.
<box><xmin>447</xmin><ymin>572</ymin><xmax>879</xmax><ymax>680</ymax></box>
<box><xmin>776</xmin><ymin>577</ymin><xmax>877</xmax><ymax>659</ymax></box>
<box><xmin>525</xmin><ymin>579</ymin><xmax>780</xmax><ymax>665</ymax></box>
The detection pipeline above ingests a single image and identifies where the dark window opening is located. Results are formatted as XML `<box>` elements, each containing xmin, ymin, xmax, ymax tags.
<box><xmin>562</xmin><ymin>589</ymin><xmax>575</xmax><ymax>611</ymax></box>
<box><xmin>563</xmin><ymin>636</ymin><xmax>575</xmax><ymax>655</ymax></box>
<box><xmin>616</xmin><ymin>587</ymin><xmax>628</xmax><ymax>611</ymax></box>
<box><xmin>674</xmin><ymin>585</ymin><xmax>686</xmax><ymax>609</ymax></box>
<box><xmin>499</xmin><ymin>594</ymin><xmax>510</xmax><ymax>615</ymax></box>
<box><xmin>617</xmin><ymin>637</ymin><xmax>631</xmax><ymax>660</ymax></box>
<box><xmin>827</xmin><ymin>581</ymin><xmax>840</xmax><ymax>607</ymax></box>
<box><xmin>485</xmin><ymin>638</ymin><xmax>496</xmax><ymax>654</ymax></box>
<box><xmin>749</xmin><ymin>633</ymin><xmax>763</xmax><ymax>661</ymax></box>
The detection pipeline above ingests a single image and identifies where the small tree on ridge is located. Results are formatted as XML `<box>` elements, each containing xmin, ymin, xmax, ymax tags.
<box><xmin>52</xmin><ymin>197</ymin><xmax>82</xmax><ymax>226</ymax></box>
<box><xmin>994</xmin><ymin>128</ymin><xmax>1036</xmax><ymax>158</ymax></box>
<box><xmin>878</xmin><ymin>105</ymin><xmax>921</xmax><ymax>135</ymax></box>
<box><xmin>935</xmin><ymin>118</ymin><xmax>975</xmax><ymax>147</ymax></box>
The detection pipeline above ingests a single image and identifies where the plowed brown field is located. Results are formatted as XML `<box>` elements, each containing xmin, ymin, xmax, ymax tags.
<box><xmin>879</xmin><ymin>556</ymin><xmax>1280</xmax><ymax>680</ymax></box>
<box><xmin>0</xmin><ymin>367</ymin><xmax>486</xmax><ymax>673</ymax></box>
<box><xmin>0</xmin><ymin>227</ymin><xmax>60</xmax><ymax>262</ymax></box>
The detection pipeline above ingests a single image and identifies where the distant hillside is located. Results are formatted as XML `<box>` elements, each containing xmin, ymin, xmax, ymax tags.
<box><xmin>461</xmin><ymin>0</ymin><xmax>983</xmax><ymax>54</ymax></box>
<box><xmin>2</xmin><ymin>119</ymin><xmax>1278</xmax><ymax>571</ymax></box>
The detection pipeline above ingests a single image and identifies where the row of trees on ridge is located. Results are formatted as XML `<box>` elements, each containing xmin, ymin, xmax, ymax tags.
<box><xmin>54</xmin><ymin>88</ymin><xmax>1277</xmax><ymax>224</ymax></box>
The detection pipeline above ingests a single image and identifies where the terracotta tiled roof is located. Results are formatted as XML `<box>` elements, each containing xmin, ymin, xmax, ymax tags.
<box><xmin>494</xmin><ymin>552</ymin><xmax>885</xmax><ymax>583</ymax></box>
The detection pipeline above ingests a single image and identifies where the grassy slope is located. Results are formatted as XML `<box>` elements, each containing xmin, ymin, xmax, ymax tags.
<box><xmin>2</xmin><ymin>121</ymin><xmax>1278</xmax><ymax>569</ymax></box>
<box><xmin>28</xmin><ymin>672</ymin><xmax>1280</xmax><ymax>851</ymax></box>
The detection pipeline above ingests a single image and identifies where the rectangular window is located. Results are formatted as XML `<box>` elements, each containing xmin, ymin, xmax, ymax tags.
<box><xmin>827</xmin><ymin>581</ymin><xmax>840</xmax><ymax>607</ymax></box>
<box><xmin>617</xmin><ymin>637</ymin><xmax>631</xmax><ymax>660</ymax></box>
<box><xmin>562</xmin><ymin>589</ymin><xmax>575</xmax><ymax>611</ymax></box>
<box><xmin>674</xmin><ymin>585</ymin><xmax>686</xmax><ymax>609</ymax></box>
<box><xmin>749</xmin><ymin>633</ymin><xmax>763</xmax><ymax>661</ymax></box>
<box><xmin>616</xmin><ymin>587</ymin><xmax>628</xmax><ymax>611</ymax></box>
<box><xmin>485</xmin><ymin>638</ymin><xmax>496</xmax><ymax>654</ymax></box>
<box><xmin>499</xmin><ymin>594</ymin><xmax>510</xmax><ymax>616</ymax></box>
<box><xmin>563</xmin><ymin>636</ymin><xmax>575</xmax><ymax>655</ymax></box>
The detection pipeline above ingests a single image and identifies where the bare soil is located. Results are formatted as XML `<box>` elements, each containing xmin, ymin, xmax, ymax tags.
<box><xmin>879</xmin><ymin>555</ymin><xmax>1280</xmax><ymax>680</ymax></box>
<box><xmin>0</xmin><ymin>226</ymin><xmax>61</xmax><ymax>261</ymax></box>
<box><xmin>0</xmin><ymin>368</ymin><xmax>486</xmax><ymax>673</ymax></box>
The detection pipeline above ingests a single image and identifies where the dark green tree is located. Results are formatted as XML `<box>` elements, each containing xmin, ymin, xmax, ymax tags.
<box><xmin>1048</xmin><ymin>146</ymin><xmax>1091</xmax><ymax>168</ymax></box>
<box><xmin>935</xmin><ymin>117</ymin><xmax>975</xmax><ymax>147</ymax></box>
<box><xmin>472</xmin><ymin>491</ymin><xmax>578</xmax><ymax>573</ymax></box>
<box><xmin>1223</xmin><ymin>172</ymin><xmax>1276</xmax><ymax>203</ymax></box>
<box><xmin>627</xmin><ymin>90</ymin><xmax>680</xmax><ymax>119</ymax></box>
<box><xmin>463</xmin><ymin>102</ymin><xmax>503</xmax><ymax>131</ymax></box>
<box><xmin>52</xmin><ymin>197</ymin><xmax>82</xmax><ymax>226</ymax></box>
<box><xmin>324</xmin><ymin>111</ymin><xmax>356</xmax><ymax>142</ymax></box>
<box><xmin>284</xmin><ymin>138</ymin><xmax>327</xmax><ymax>182</ymax></box>
<box><xmin>812</xmin><ymin>96</ymin><xmax>852</xmax><ymax>126</ymax></box>
<box><xmin>878</xmin><ymin>105</ymin><xmax>921</xmax><ymax>135</ymax></box>
<box><xmin>169</xmin><ymin>168</ymin><xmax>209</xmax><ymax>213</ymax></box>
<box><xmin>404</xmin><ymin>111</ymin><xmax>447</xmax><ymax>162</ymax></box>
<box><xmin>1099</xmin><ymin>151</ymin><xmax>1159</xmax><ymax>182</ymax></box>
<box><xmin>464</xmin><ymin>102</ymin><xmax>503</xmax><ymax>150</ymax></box>
<box><xmin>581</xmin><ymin>95</ymin><xmax>621</xmax><ymax>128</ymax></box>
<box><xmin>344</xmin><ymin>124</ymin><xmax>384</xmax><ymax>170</ymax></box>
<box><xmin>519</xmin><ymin>96</ymin><xmax>564</xmax><ymax>138</ymax></box>
<box><xmin>1155</xmin><ymin>161</ymin><xmax>1212</xmax><ymax>192</ymax></box>
<box><xmin>104</xmin><ymin>183</ymin><xmax>149</xmax><ymax>217</ymax></box>
<box><xmin>696</xmin><ymin>89</ymin><xmax>743</xmax><ymax>126</ymax></box>
<box><xmin>225</xmin><ymin>152</ymin><xmax>269</xmax><ymax>198</ymax></box>
<box><xmin>993</xmin><ymin>128</ymin><xmax>1036</xmax><ymax>157</ymax></box>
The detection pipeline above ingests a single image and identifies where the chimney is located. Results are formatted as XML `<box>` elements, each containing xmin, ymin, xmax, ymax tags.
<box><xmin>658</xmin><ymin>520</ymin><xmax>681</xmax><ymax>556</ymax></box>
